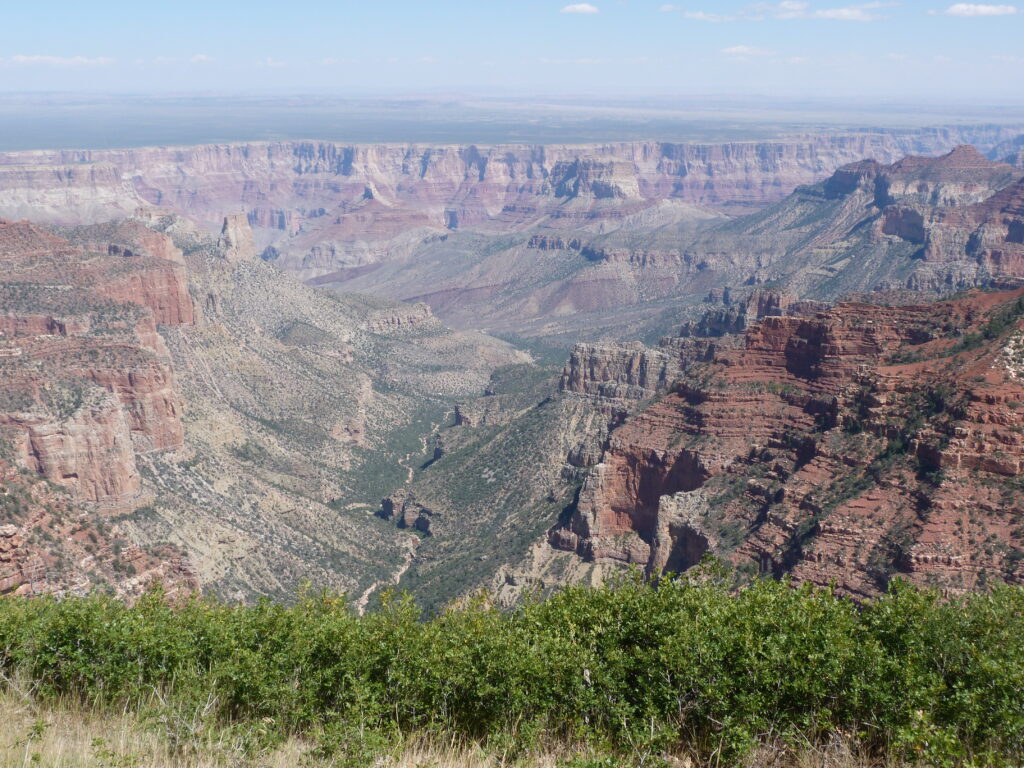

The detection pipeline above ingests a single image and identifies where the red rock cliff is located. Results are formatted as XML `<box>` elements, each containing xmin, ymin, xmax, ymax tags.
<box><xmin>551</xmin><ymin>289</ymin><xmax>1024</xmax><ymax>596</ymax></box>
<box><xmin>1</xmin><ymin>218</ymin><xmax>190</xmax><ymax>505</ymax></box>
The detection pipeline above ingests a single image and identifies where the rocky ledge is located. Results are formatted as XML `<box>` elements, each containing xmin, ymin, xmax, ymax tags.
<box><xmin>550</xmin><ymin>288</ymin><xmax>1024</xmax><ymax>597</ymax></box>
<box><xmin>0</xmin><ymin>218</ymin><xmax>192</xmax><ymax>507</ymax></box>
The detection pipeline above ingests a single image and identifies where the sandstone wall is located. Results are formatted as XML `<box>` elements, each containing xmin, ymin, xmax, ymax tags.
<box><xmin>550</xmin><ymin>290</ymin><xmax>1024</xmax><ymax>596</ymax></box>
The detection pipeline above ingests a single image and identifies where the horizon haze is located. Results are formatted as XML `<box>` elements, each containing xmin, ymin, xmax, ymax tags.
<box><xmin>1</xmin><ymin>0</ymin><xmax>1022</xmax><ymax>104</ymax></box>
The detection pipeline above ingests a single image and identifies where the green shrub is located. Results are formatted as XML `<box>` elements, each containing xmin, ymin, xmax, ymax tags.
<box><xmin>0</xmin><ymin>576</ymin><xmax>1022</xmax><ymax>765</ymax></box>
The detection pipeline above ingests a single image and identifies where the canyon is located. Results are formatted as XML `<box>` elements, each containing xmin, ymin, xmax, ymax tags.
<box><xmin>328</xmin><ymin>143</ymin><xmax>1024</xmax><ymax>344</ymax></box>
<box><xmin>0</xmin><ymin>210</ymin><xmax>525</xmax><ymax>600</ymax></box>
<box><xmin>388</xmin><ymin>286</ymin><xmax>1024</xmax><ymax>607</ymax></box>
<box><xmin>3</xmin><ymin>130</ymin><xmax>1017</xmax><ymax>233</ymax></box>
<box><xmin>371</xmin><ymin>146</ymin><xmax>1024</xmax><ymax>607</ymax></box>
<box><xmin>0</xmin><ymin>125</ymin><xmax>1021</xmax><ymax>344</ymax></box>
<box><xmin>2</xmin><ymin>130</ymin><xmax>1024</xmax><ymax>606</ymax></box>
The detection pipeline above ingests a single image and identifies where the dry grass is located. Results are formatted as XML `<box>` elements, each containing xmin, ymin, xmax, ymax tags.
<box><xmin>1</xmin><ymin>688</ymin><xmax>290</xmax><ymax>768</ymax></box>
<box><xmin>0</xmin><ymin>687</ymin><xmax>550</xmax><ymax>768</ymax></box>
<box><xmin>0</xmin><ymin>687</ymin><xmax>902</xmax><ymax>768</ymax></box>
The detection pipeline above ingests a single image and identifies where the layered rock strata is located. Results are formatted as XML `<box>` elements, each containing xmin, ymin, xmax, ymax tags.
<box><xmin>0</xmin><ymin>130</ymin><xmax>1021</xmax><ymax>281</ymax></box>
<box><xmin>550</xmin><ymin>289</ymin><xmax>1024</xmax><ymax>596</ymax></box>
<box><xmin>0</xmin><ymin>219</ymin><xmax>191</xmax><ymax>507</ymax></box>
<box><xmin>310</xmin><ymin>145</ymin><xmax>1024</xmax><ymax>343</ymax></box>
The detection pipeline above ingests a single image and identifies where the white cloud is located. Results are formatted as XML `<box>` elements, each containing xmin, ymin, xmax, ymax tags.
<box><xmin>320</xmin><ymin>57</ymin><xmax>339</xmax><ymax>65</ymax></box>
<box><xmin>745</xmin><ymin>1</ymin><xmax>809</xmax><ymax>18</ymax></box>
<box><xmin>934</xmin><ymin>3</ymin><xmax>1018</xmax><ymax>14</ymax></box>
<box><xmin>812</xmin><ymin>6</ymin><xmax>883</xmax><ymax>19</ymax></box>
<box><xmin>807</xmin><ymin>2</ymin><xmax>898</xmax><ymax>20</ymax></box>
<box><xmin>264</xmin><ymin>57</ymin><xmax>287</xmax><ymax>68</ymax></box>
<box><xmin>417</xmin><ymin>56</ymin><xmax>439</xmax><ymax>64</ymax></box>
<box><xmin>992</xmin><ymin>53</ymin><xmax>1023</xmax><ymax>62</ymax></box>
<box><xmin>685</xmin><ymin>10</ymin><xmax>739</xmax><ymax>20</ymax></box>
<box><xmin>686</xmin><ymin>1</ymin><xmax>896</xmax><ymax>21</ymax></box>
<box><xmin>769</xmin><ymin>1</ymin><xmax>812</xmax><ymax>17</ymax></box>
<box><xmin>7</xmin><ymin>54</ymin><xmax>113</xmax><ymax>66</ymax></box>
<box><xmin>785</xmin><ymin>55</ymin><xmax>809</xmax><ymax>63</ymax></box>
<box><xmin>561</xmin><ymin>3</ymin><xmax>600</xmax><ymax>13</ymax></box>
<box><xmin>721</xmin><ymin>45</ymin><xmax>772</xmax><ymax>55</ymax></box>
<box><xmin>190</xmin><ymin>54</ymin><xmax>213</xmax><ymax>63</ymax></box>
<box><xmin>885</xmin><ymin>52</ymin><xmax>910</xmax><ymax>59</ymax></box>
<box><xmin>658</xmin><ymin>3</ymin><xmax>681</xmax><ymax>9</ymax></box>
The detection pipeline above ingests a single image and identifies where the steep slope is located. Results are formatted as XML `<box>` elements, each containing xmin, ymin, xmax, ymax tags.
<box><xmin>608</xmin><ymin>144</ymin><xmax>1024</xmax><ymax>305</ymax></box>
<box><xmin>546</xmin><ymin>288</ymin><xmax>1024</xmax><ymax>598</ymax></box>
<box><xmin>132</xmin><ymin>214</ymin><xmax>527</xmax><ymax>600</ymax></box>
<box><xmin>0</xmin><ymin>219</ymin><xmax>190</xmax><ymax>507</ymax></box>
<box><xmin>375</xmin><ymin>340</ymin><xmax>692</xmax><ymax>609</ymax></box>
<box><xmin>0</xmin><ymin>450</ymin><xmax>195</xmax><ymax>599</ymax></box>
<box><xmin>0</xmin><ymin>220</ymin><xmax>196</xmax><ymax>597</ymax></box>
<box><xmin>384</xmin><ymin>287</ymin><xmax>1024</xmax><ymax>607</ymax></box>
<box><xmin>991</xmin><ymin>133</ymin><xmax>1024</xmax><ymax>168</ymax></box>
<box><xmin>721</xmin><ymin>145</ymin><xmax>1024</xmax><ymax>299</ymax></box>
<box><xmin>322</xmin><ymin>199</ymin><xmax>726</xmax><ymax>344</ymax></box>
<box><xmin>330</xmin><ymin>146</ymin><xmax>1024</xmax><ymax>344</ymax></box>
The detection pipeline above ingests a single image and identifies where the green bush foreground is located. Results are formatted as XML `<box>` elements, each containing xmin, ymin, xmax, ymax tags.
<box><xmin>1</xmin><ymin>571</ymin><xmax>1022</xmax><ymax>767</ymax></box>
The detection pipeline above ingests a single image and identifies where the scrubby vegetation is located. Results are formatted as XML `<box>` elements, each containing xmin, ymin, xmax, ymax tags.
<box><xmin>948</xmin><ymin>295</ymin><xmax>1024</xmax><ymax>356</ymax></box>
<box><xmin>1</xmin><ymin>571</ymin><xmax>1022</xmax><ymax>767</ymax></box>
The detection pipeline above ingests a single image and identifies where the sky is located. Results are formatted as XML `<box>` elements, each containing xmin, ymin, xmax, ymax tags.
<box><xmin>0</xmin><ymin>1</ymin><xmax>1022</xmax><ymax>102</ymax></box>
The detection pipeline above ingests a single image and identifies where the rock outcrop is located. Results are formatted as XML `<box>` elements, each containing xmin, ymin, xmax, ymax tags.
<box><xmin>363</xmin><ymin>302</ymin><xmax>438</xmax><ymax>334</ymax></box>
<box><xmin>550</xmin><ymin>288</ymin><xmax>1024</xmax><ymax>596</ymax></box>
<box><xmin>559</xmin><ymin>341</ymin><xmax>681</xmax><ymax>400</ymax></box>
<box><xmin>0</xmin><ymin>218</ymin><xmax>189</xmax><ymax>508</ymax></box>
<box><xmin>0</xmin><ymin>454</ymin><xmax>196</xmax><ymax>599</ymax></box>
<box><xmin>219</xmin><ymin>213</ymin><xmax>257</xmax><ymax>263</ymax></box>
<box><xmin>1</xmin><ymin>390</ymin><xmax>140</xmax><ymax>505</ymax></box>
<box><xmin>683</xmin><ymin>289</ymin><xmax>829</xmax><ymax>338</ymax></box>
<box><xmin>379</xmin><ymin>490</ymin><xmax>435</xmax><ymax>535</ymax></box>
<box><xmin>9</xmin><ymin>218</ymin><xmax>196</xmax><ymax>326</ymax></box>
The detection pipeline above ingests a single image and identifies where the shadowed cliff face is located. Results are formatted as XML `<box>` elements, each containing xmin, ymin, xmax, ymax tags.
<box><xmin>548</xmin><ymin>288</ymin><xmax>1024</xmax><ymax>598</ymax></box>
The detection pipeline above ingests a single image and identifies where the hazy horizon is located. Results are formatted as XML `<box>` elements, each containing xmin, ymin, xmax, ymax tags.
<box><xmin>1</xmin><ymin>92</ymin><xmax>1024</xmax><ymax>152</ymax></box>
<box><xmin>3</xmin><ymin>0</ymin><xmax>1023</xmax><ymax>150</ymax></box>
<box><xmin>1</xmin><ymin>1</ymin><xmax>1023</xmax><ymax>102</ymax></box>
